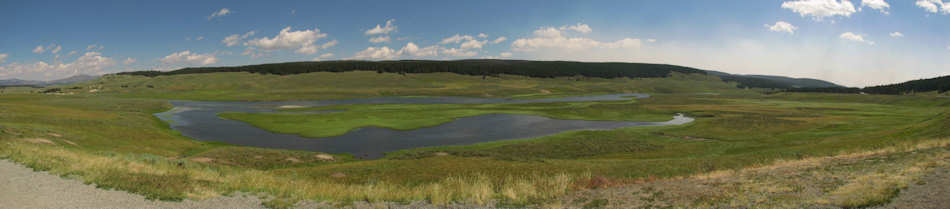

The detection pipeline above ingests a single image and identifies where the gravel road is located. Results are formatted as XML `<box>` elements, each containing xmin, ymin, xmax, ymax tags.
<box><xmin>0</xmin><ymin>160</ymin><xmax>265</xmax><ymax>209</ymax></box>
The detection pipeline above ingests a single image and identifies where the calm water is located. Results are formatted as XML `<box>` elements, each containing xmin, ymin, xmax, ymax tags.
<box><xmin>155</xmin><ymin>94</ymin><xmax>693</xmax><ymax>159</ymax></box>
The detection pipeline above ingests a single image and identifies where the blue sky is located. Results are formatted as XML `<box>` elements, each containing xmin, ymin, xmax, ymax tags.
<box><xmin>1</xmin><ymin>0</ymin><xmax>948</xmax><ymax>87</ymax></box>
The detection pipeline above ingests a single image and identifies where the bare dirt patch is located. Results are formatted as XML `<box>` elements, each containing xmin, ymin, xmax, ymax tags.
<box><xmin>314</xmin><ymin>154</ymin><xmax>335</xmax><ymax>161</ymax></box>
<box><xmin>190</xmin><ymin>157</ymin><xmax>214</xmax><ymax>163</ymax></box>
<box><xmin>21</xmin><ymin>138</ymin><xmax>56</xmax><ymax>145</ymax></box>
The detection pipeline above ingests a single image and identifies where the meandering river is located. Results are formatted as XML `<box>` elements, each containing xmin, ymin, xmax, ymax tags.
<box><xmin>155</xmin><ymin>94</ymin><xmax>694</xmax><ymax>159</ymax></box>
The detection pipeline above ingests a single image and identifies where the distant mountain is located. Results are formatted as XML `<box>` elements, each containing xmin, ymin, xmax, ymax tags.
<box><xmin>0</xmin><ymin>74</ymin><xmax>100</xmax><ymax>87</ymax></box>
<box><xmin>46</xmin><ymin>74</ymin><xmax>100</xmax><ymax>85</ymax></box>
<box><xmin>705</xmin><ymin>70</ymin><xmax>842</xmax><ymax>89</ymax></box>
<box><xmin>0</xmin><ymin>79</ymin><xmax>43</xmax><ymax>87</ymax></box>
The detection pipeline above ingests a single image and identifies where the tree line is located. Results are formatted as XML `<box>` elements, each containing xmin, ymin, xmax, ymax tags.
<box><xmin>118</xmin><ymin>59</ymin><xmax>707</xmax><ymax>79</ymax></box>
<box><xmin>786</xmin><ymin>75</ymin><xmax>950</xmax><ymax>95</ymax></box>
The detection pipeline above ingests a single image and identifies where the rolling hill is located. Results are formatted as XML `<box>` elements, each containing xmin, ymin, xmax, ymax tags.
<box><xmin>115</xmin><ymin>59</ymin><xmax>839</xmax><ymax>90</ymax></box>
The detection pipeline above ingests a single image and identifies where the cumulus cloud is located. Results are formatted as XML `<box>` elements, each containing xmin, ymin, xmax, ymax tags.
<box><xmin>33</xmin><ymin>45</ymin><xmax>46</xmax><ymax>54</ymax></box>
<box><xmin>50</xmin><ymin>45</ymin><xmax>62</xmax><ymax>54</ymax></box>
<box><xmin>123</xmin><ymin>57</ymin><xmax>136</xmax><ymax>65</ymax></box>
<box><xmin>492</xmin><ymin>36</ymin><xmax>507</xmax><ymax>44</ymax></box>
<box><xmin>559</xmin><ymin>23</ymin><xmax>592</xmax><ymax>33</ymax></box>
<box><xmin>440</xmin><ymin>34</ymin><xmax>476</xmax><ymax>44</ymax></box>
<box><xmin>352</xmin><ymin>46</ymin><xmax>398</xmax><ymax>59</ymax></box>
<box><xmin>244</xmin><ymin>26</ymin><xmax>329</xmax><ymax>55</ymax></box>
<box><xmin>365</xmin><ymin>19</ymin><xmax>397</xmax><ymax>35</ymax></box>
<box><xmin>511</xmin><ymin>25</ymin><xmax>641</xmax><ymax>52</ymax></box>
<box><xmin>160</xmin><ymin>50</ymin><xmax>218</xmax><ymax>65</ymax></box>
<box><xmin>499</xmin><ymin>52</ymin><xmax>512</xmax><ymax>58</ymax></box>
<box><xmin>32</xmin><ymin>44</ymin><xmax>62</xmax><ymax>54</ymax></box>
<box><xmin>321</xmin><ymin>40</ymin><xmax>338</xmax><ymax>49</ymax></box>
<box><xmin>916</xmin><ymin>0</ymin><xmax>950</xmax><ymax>14</ymax></box>
<box><xmin>477</xmin><ymin>33</ymin><xmax>488</xmax><ymax>38</ymax></box>
<box><xmin>781</xmin><ymin>0</ymin><xmax>857</xmax><ymax>20</ymax></box>
<box><xmin>765</xmin><ymin>21</ymin><xmax>798</xmax><ymax>34</ymax></box>
<box><xmin>398</xmin><ymin>42</ymin><xmax>439</xmax><ymax>57</ymax></box>
<box><xmin>223</xmin><ymin>31</ymin><xmax>256</xmax><ymax>47</ymax></box>
<box><xmin>319</xmin><ymin>53</ymin><xmax>334</xmax><ymax>58</ymax></box>
<box><xmin>208</xmin><ymin>8</ymin><xmax>231</xmax><ymax>20</ymax></box>
<box><xmin>352</xmin><ymin>42</ymin><xmax>444</xmax><ymax>59</ymax></box>
<box><xmin>369</xmin><ymin>36</ymin><xmax>391</xmax><ymax>43</ymax></box>
<box><xmin>861</xmin><ymin>0</ymin><xmax>890</xmax><ymax>14</ymax></box>
<box><xmin>0</xmin><ymin>51</ymin><xmax>116</xmax><ymax>80</ymax></box>
<box><xmin>0</xmin><ymin>54</ymin><xmax>7</xmax><ymax>64</ymax></box>
<box><xmin>440</xmin><ymin>48</ymin><xmax>478</xmax><ymax>57</ymax></box>
<box><xmin>86</xmin><ymin>44</ymin><xmax>104</xmax><ymax>51</ymax></box>
<box><xmin>839</xmin><ymin>32</ymin><xmax>874</xmax><ymax>45</ymax></box>
<box><xmin>889</xmin><ymin>32</ymin><xmax>904</xmax><ymax>38</ymax></box>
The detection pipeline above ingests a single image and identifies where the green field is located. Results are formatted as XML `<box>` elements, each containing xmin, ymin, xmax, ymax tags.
<box><xmin>1</xmin><ymin>71</ymin><xmax>949</xmax><ymax>208</ymax></box>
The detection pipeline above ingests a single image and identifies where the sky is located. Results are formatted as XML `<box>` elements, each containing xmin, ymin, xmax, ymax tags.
<box><xmin>1</xmin><ymin>0</ymin><xmax>948</xmax><ymax>87</ymax></box>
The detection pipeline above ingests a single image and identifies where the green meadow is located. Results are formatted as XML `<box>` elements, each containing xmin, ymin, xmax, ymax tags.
<box><xmin>1</xmin><ymin>71</ymin><xmax>949</xmax><ymax>208</ymax></box>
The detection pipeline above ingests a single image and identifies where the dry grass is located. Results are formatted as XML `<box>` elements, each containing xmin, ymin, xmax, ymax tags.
<box><xmin>0</xmin><ymin>139</ymin><xmax>582</xmax><ymax>208</ymax></box>
<box><xmin>560</xmin><ymin>138</ymin><xmax>950</xmax><ymax>209</ymax></box>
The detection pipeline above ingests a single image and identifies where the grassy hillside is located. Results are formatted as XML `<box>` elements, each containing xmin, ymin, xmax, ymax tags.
<box><xmin>115</xmin><ymin>60</ymin><xmax>841</xmax><ymax>91</ymax></box>
<box><xmin>66</xmin><ymin>71</ymin><xmax>742</xmax><ymax>101</ymax></box>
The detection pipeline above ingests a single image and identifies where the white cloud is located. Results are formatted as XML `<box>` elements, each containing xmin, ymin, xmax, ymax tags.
<box><xmin>492</xmin><ymin>36</ymin><xmax>507</xmax><ymax>44</ymax></box>
<box><xmin>861</xmin><ymin>0</ymin><xmax>890</xmax><ymax>14</ymax></box>
<box><xmin>33</xmin><ymin>45</ymin><xmax>46</xmax><ymax>54</ymax></box>
<box><xmin>460</xmin><ymin>39</ymin><xmax>487</xmax><ymax>50</ymax></box>
<box><xmin>365</xmin><ymin>19</ymin><xmax>397</xmax><ymax>35</ymax></box>
<box><xmin>440</xmin><ymin>48</ymin><xmax>478</xmax><ymax>57</ymax></box>
<box><xmin>208</xmin><ymin>8</ymin><xmax>231</xmax><ymax>20</ymax></box>
<box><xmin>839</xmin><ymin>32</ymin><xmax>874</xmax><ymax>45</ymax></box>
<box><xmin>647</xmin><ymin>39</ymin><xmax>657</xmax><ymax>43</ymax></box>
<box><xmin>123</xmin><ymin>57</ymin><xmax>136</xmax><ymax>65</ymax></box>
<box><xmin>244</xmin><ymin>26</ymin><xmax>329</xmax><ymax>55</ymax></box>
<box><xmin>313</xmin><ymin>53</ymin><xmax>334</xmax><ymax>61</ymax></box>
<box><xmin>51</xmin><ymin>45</ymin><xmax>62</xmax><ymax>54</ymax></box>
<box><xmin>781</xmin><ymin>0</ymin><xmax>857</xmax><ymax>20</ymax></box>
<box><xmin>441</xmin><ymin>34</ymin><xmax>476</xmax><ymax>44</ymax></box>
<box><xmin>511</xmin><ymin>26</ymin><xmax>642</xmax><ymax>52</ymax></box>
<box><xmin>160</xmin><ymin>50</ymin><xmax>218</xmax><ymax>65</ymax></box>
<box><xmin>889</xmin><ymin>32</ymin><xmax>904</xmax><ymax>38</ymax></box>
<box><xmin>67</xmin><ymin>51</ymin><xmax>77</xmax><ymax>56</ymax></box>
<box><xmin>477</xmin><ymin>33</ymin><xmax>488</xmax><ymax>38</ymax></box>
<box><xmin>321</xmin><ymin>40</ymin><xmax>338</xmax><ymax>49</ymax></box>
<box><xmin>499</xmin><ymin>52</ymin><xmax>512</xmax><ymax>58</ymax></box>
<box><xmin>559</xmin><ymin>23</ymin><xmax>592</xmax><ymax>33</ymax></box>
<box><xmin>398</xmin><ymin>42</ymin><xmax>440</xmax><ymax>57</ymax></box>
<box><xmin>765</xmin><ymin>21</ymin><xmax>798</xmax><ymax>34</ymax></box>
<box><xmin>223</xmin><ymin>31</ymin><xmax>256</xmax><ymax>47</ymax></box>
<box><xmin>196</xmin><ymin>36</ymin><xmax>205</xmax><ymax>41</ymax></box>
<box><xmin>0</xmin><ymin>51</ymin><xmax>116</xmax><ymax>80</ymax></box>
<box><xmin>32</xmin><ymin>44</ymin><xmax>61</xmax><ymax>54</ymax></box>
<box><xmin>0</xmin><ymin>54</ymin><xmax>7</xmax><ymax>64</ymax></box>
<box><xmin>916</xmin><ymin>0</ymin><xmax>950</xmax><ymax>14</ymax></box>
<box><xmin>86</xmin><ymin>44</ymin><xmax>104</xmax><ymax>51</ymax></box>
<box><xmin>352</xmin><ymin>46</ymin><xmax>398</xmax><ymax>59</ymax></box>
<box><xmin>369</xmin><ymin>36</ymin><xmax>391</xmax><ymax>43</ymax></box>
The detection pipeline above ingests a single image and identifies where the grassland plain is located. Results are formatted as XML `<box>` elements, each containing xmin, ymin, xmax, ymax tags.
<box><xmin>1</xmin><ymin>71</ymin><xmax>949</xmax><ymax>208</ymax></box>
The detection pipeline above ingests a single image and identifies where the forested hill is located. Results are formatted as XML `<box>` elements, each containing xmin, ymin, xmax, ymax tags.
<box><xmin>119</xmin><ymin>60</ymin><xmax>705</xmax><ymax>79</ymax></box>
<box><xmin>863</xmin><ymin>75</ymin><xmax>950</xmax><ymax>94</ymax></box>
<box><xmin>115</xmin><ymin>59</ymin><xmax>839</xmax><ymax>90</ymax></box>
<box><xmin>788</xmin><ymin>75</ymin><xmax>950</xmax><ymax>95</ymax></box>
